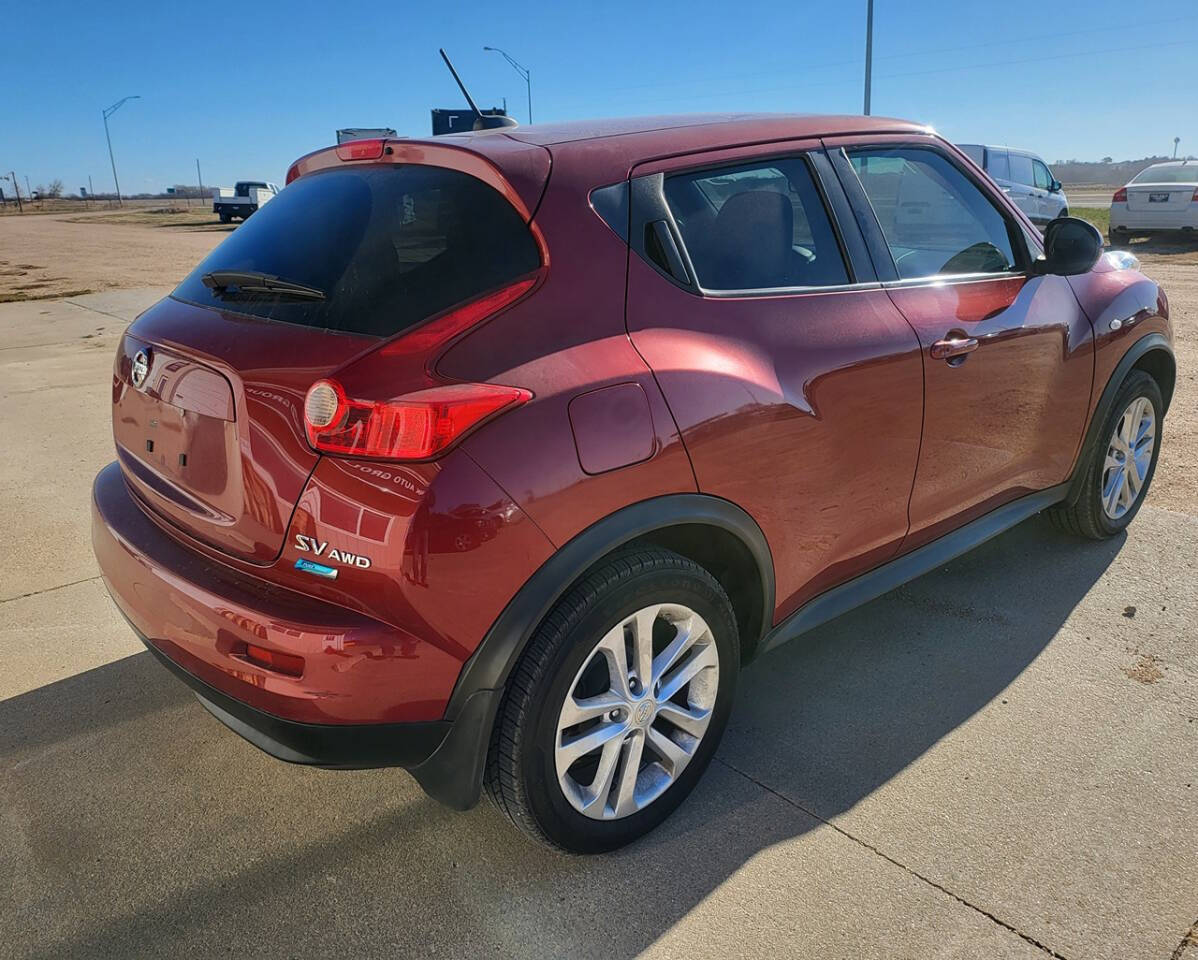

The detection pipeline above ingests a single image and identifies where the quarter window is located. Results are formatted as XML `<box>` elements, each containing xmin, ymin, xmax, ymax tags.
<box><xmin>663</xmin><ymin>157</ymin><xmax>849</xmax><ymax>291</ymax></box>
<box><xmin>847</xmin><ymin>147</ymin><xmax>1019</xmax><ymax>280</ymax></box>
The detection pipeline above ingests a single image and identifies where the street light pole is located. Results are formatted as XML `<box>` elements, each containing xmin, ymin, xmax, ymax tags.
<box><xmin>863</xmin><ymin>0</ymin><xmax>874</xmax><ymax>115</ymax></box>
<box><xmin>102</xmin><ymin>95</ymin><xmax>140</xmax><ymax>207</ymax></box>
<box><xmin>483</xmin><ymin>46</ymin><xmax>532</xmax><ymax>124</ymax></box>
<box><xmin>1174</xmin><ymin>137</ymin><xmax>1181</xmax><ymax>159</ymax></box>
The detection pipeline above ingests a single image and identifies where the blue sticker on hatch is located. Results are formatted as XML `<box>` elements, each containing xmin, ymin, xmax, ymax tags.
<box><xmin>295</xmin><ymin>558</ymin><xmax>338</xmax><ymax>580</ymax></box>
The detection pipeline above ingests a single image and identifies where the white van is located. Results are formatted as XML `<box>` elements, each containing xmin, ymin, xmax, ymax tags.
<box><xmin>958</xmin><ymin>144</ymin><xmax>1069</xmax><ymax>225</ymax></box>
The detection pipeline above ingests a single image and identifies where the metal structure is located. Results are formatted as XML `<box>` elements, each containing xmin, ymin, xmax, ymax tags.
<box><xmin>863</xmin><ymin>0</ymin><xmax>874</xmax><ymax>115</ymax></box>
<box><xmin>483</xmin><ymin>46</ymin><xmax>532</xmax><ymax>124</ymax></box>
<box><xmin>102</xmin><ymin>95</ymin><xmax>140</xmax><ymax>207</ymax></box>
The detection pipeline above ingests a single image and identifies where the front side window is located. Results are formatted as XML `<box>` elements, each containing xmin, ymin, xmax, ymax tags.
<box><xmin>848</xmin><ymin>147</ymin><xmax>1018</xmax><ymax>280</ymax></box>
<box><xmin>663</xmin><ymin>156</ymin><xmax>849</xmax><ymax>291</ymax></box>
<box><xmin>1032</xmin><ymin>160</ymin><xmax>1051</xmax><ymax>190</ymax></box>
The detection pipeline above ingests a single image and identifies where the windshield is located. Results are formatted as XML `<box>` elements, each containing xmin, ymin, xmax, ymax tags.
<box><xmin>174</xmin><ymin>165</ymin><xmax>540</xmax><ymax>337</ymax></box>
<box><xmin>1131</xmin><ymin>164</ymin><xmax>1198</xmax><ymax>184</ymax></box>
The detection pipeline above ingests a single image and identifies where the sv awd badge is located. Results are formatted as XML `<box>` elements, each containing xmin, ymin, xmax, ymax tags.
<box><xmin>293</xmin><ymin>534</ymin><xmax>372</xmax><ymax>580</ymax></box>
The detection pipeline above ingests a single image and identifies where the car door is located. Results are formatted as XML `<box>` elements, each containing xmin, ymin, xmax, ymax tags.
<box><xmin>1006</xmin><ymin>152</ymin><xmax>1040</xmax><ymax>221</ymax></box>
<box><xmin>1031</xmin><ymin>158</ymin><xmax>1055</xmax><ymax>221</ymax></box>
<box><xmin>825</xmin><ymin>136</ymin><xmax>1094</xmax><ymax>550</ymax></box>
<box><xmin>623</xmin><ymin>142</ymin><xmax>925</xmax><ymax>622</ymax></box>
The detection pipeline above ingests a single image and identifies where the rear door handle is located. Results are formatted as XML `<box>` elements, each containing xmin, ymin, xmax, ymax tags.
<box><xmin>930</xmin><ymin>336</ymin><xmax>979</xmax><ymax>361</ymax></box>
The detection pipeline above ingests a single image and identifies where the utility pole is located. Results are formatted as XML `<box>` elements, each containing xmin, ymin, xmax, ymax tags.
<box><xmin>88</xmin><ymin>175</ymin><xmax>94</xmax><ymax>209</ymax></box>
<box><xmin>863</xmin><ymin>0</ymin><xmax>874</xmax><ymax>115</ymax></box>
<box><xmin>102</xmin><ymin>95</ymin><xmax>140</xmax><ymax>207</ymax></box>
<box><xmin>483</xmin><ymin>46</ymin><xmax>532</xmax><ymax>124</ymax></box>
<box><xmin>196</xmin><ymin>158</ymin><xmax>204</xmax><ymax>207</ymax></box>
<box><xmin>25</xmin><ymin>175</ymin><xmax>32</xmax><ymax>198</ymax></box>
<box><xmin>1174</xmin><ymin>137</ymin><xmax>1181</xmax><ymax>159</ymax></box>
<box><xmin>5</xmin><ymin>173</ymin><xmax>21</xmax><ymax>213</ymax></box>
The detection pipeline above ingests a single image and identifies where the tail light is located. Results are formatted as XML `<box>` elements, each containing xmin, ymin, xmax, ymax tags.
<box><xmin>1192</xmin><ymin>188</ymin><xmax>1198</xmax><ymax>203</ymax></box>
<box><xmin>1113</xmin><ymin>187</ymin><xmax>1128</xmax><ymax>203</ymax></box>
<box><xmin>304</xmin><ymin>380</ymin><xmax>530</xmax><ymax>460</ymax></box>
<box><xmin>303</xmin><ymin>278</ymin><xmax>538</xmax><ymax>461</ymax></box>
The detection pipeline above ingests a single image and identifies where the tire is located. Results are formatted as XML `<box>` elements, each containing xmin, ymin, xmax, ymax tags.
<box><xmin>485</xmin><ymin>547</ymin><xmax>739</xmax><ymax>853</ymax></box>
<box><xmin>1109</xmin><ymin>227</ymin><xmax>1130</xmax><ymax>246</ymax></box>
<box><xmin>1049</xmin><ymin>370</ymin><xmax>1163</xmax><ymax>539</ymax></box>
<box><xmin>219</xmin><ymin>212</ymin><xmax>231</xmax><ymax>224</ymax></box>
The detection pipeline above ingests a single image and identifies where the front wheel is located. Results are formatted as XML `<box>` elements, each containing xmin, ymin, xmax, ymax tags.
<box><xmin>1049</xmin><ymin>370</ymin><xmax>1162</xmax><ymax>539</ymax></box>
<box><xmin>485</xmin><ymin>547</ymin><xmax>739</xmax><ymax>853</ymax></box>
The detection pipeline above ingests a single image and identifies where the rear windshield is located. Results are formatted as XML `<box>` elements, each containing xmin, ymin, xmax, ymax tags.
<box><xmin>175</xmin><ymin>165</ymin><xmax>540</xmax><ymax>337</ymax></box>
<box><xmin>1131</xmin><ymin>164</ymin><xmax>1197</xmax><ymax>184</ymax></box>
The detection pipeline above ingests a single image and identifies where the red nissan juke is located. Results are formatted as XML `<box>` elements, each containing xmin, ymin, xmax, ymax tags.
<box><xmin>93</xmin><ymin>114</ymin><xmax>1175</xmax><ymax>852</ymax></box>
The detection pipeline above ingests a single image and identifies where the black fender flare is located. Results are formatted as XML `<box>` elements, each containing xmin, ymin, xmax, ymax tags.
<box><xmin>1066</xmin><ymin>331</ymin><xmax>1174</xmax><ymax>504</ymax></box>
<box><xmin>412</xmin><ymin>494</ymin><xmax>775</xmax><ymax>810</ymax></box>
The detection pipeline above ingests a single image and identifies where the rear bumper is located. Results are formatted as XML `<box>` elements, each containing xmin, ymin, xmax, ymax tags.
<box><xmin>1110</xmin><ymin>203</ymin><xmax>1198</xmax><ymax>231</ymax></box>
<box><xmin>91</xmin><ymin>461</ymin><xmax>499</xmax><ymax>808</ymax></box>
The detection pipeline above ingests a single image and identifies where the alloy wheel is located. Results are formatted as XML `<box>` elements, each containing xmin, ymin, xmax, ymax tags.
<box><xmin>553</xmin><ymin>603</ymin><xmax>719</xmax><ymax>820</ymax></box>
<box><xmin>1101</xmin><ymin>395</ymin><xmax>1156</xmax><ymax>520</ymax></box>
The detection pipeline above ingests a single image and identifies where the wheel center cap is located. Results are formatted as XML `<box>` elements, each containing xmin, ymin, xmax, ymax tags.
<box><xmin>633</xmin><ymin>700</ymin><xmax>653</xmax><ymax>726</ymax></box>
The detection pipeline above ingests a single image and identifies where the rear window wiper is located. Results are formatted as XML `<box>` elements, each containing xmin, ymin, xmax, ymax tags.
<box><xmin>201</xmin><ymin>270</ymin><xmax>326</xmax><ymax>301</ymax></box>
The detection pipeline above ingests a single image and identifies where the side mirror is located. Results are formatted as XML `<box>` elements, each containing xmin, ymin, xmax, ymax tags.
<box><xmin>1050</xmin><ymin>178</ymin><xmax>1063</xmax><ymax>193</ymax></box>
<box><xmin>1034</xmin><ymin>217</ymin><xmax>1103</xmax><ymax>276</ymax></box>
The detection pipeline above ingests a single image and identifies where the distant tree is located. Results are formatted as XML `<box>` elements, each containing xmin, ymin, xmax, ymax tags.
<box><xmin>1102</xmin><ymin>156</ymin><xmax>1113</xmax><ymax>164</ymax></box>
<box><xmin>45</xmin><ymin>179</ymin><xmax>63</xmax><ymax>198</ymax></box>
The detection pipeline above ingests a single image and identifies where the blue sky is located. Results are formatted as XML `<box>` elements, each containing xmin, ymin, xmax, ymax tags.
<box><xmin>2</xmin><ymin>0</ymin><xmax>1194</xmax><ymax>196</ymax></box>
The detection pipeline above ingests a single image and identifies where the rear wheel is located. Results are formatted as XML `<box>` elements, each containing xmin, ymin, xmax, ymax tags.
<box><xmin>1049</xmin><ymin>370</ymin><xmax>1162</xmax><ymax>539</ymax></box>
<box><xmin>218</xmin><ymin>212</ymin><xmax>231</xmax><ymax>224</ymax></box>
<box><xmin>485</xmin><ymin>547</ymin><xmax>738</xmax><ymax>853</ymax></box>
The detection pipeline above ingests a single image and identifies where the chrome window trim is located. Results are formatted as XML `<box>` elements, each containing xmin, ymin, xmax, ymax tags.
<box><xmin>696</xmin><ymin>280</ymin><xmax>883</xmax><ymax>299</ymax></box>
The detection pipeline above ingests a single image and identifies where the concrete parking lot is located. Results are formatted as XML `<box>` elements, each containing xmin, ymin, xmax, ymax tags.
<box><xmin>1</xmin><ymin>216</ymin><xmax>1197</xmax><ymax>958</ymax></box>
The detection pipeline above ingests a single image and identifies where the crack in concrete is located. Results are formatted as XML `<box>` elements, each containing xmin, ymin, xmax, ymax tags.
<box><xmin>2</xmin><ymin>576</ymin><xmax>101</xmax><ymax>605</ymax></box>
<box><xmin>1171</xmin><ymin>917</ymin><xmax>1198</xmax><ymax>960</ymax></box>
<box><xmin>716</xmin><ymin>756</ymin><xmax>1072</xmax><ymax>960</ymax></box>
<box><xmin>61</xmin><ymin>299</ymin><xmax>138</xmax><ymax>324</ymax></box>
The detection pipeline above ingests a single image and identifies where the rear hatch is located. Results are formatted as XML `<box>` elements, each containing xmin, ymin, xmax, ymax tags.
<box><xmin>1126</xmin><ymin>183</ymin><xmax>1195</xmax><ymax>212</ymax></box>
<box><xmin>114</xmin><ymin>156</ymin><xmax>544</xmax><ymax>564</ymax></box>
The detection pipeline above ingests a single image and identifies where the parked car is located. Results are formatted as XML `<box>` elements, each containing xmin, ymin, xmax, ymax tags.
<box><xmin>958</xmin><ymin>144</ymin><xmax>1069</xmax><ymax>224</ymax></box>
<box><xmin>1109</xmin><ymin>160</ymin><xmax>1198</xmax><ymax>243</ymax></box>
<box><xmin>212</xmin><ymin>180</ymin><xmax>280</xmax><ymax>223</ymax></box>
<box><xmin>93</xmin><ymin>115</ymin><xmax>1175</xmax><ymax>853</ymax></box>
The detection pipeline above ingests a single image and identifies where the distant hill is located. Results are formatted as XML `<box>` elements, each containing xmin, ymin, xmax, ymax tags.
<box><xmin>1053</xmin><ymin>155</ymin><xmax>1197</xmax><ymax>186</ymax></box>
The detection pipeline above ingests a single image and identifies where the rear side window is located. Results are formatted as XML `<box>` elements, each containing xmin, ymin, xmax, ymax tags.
<box><xmin>175</xmin><ymin>166</ymin><xmax>540</xmax><ymax>337</ymax></box>
<box><xmin>663</xmin><ymin>157</ymin><xmax>849</xmax><ymax>291</ymax></box>
<box><xmin>848</xmin><ymin>147</ymin><xmax>1018</xmax><ymax>280</ymax></box>
<box><xmin>1008</xmin><ymin>153</ymin><xmax>1035</xmax><ymax>186</ymax></box>
<box><xmin>986</xmin><ymin>149</ymin><xmax>1010</xmax><ymax>181</ymax></box>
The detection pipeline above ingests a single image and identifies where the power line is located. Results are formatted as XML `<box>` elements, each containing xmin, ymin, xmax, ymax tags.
<box><xmin>576</xmin><ymin>36</ymin><xmax>1198</xmax><ymax>110</ymax></box>
<box><xmin>588</xmin><ymin>16</ymin><xmax>1198</xmax><ymax>100</ymax></box>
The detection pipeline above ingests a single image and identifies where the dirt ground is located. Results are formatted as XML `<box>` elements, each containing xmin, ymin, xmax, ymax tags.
<box><xmin>0</xmin><ymin>207</ymin><xmax>229</xmax><ymax>302</ymax></box>
<box><xmin>0</xmin><ymin>210</ymin><xmax>1194</xmax><ymax>513</ymax></box>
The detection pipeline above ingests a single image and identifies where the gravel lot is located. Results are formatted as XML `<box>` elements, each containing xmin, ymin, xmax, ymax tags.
<box><xmin>1</xmin><ymin>213</ymin><xmax>1195</xmax><ymax>959</ymax></box>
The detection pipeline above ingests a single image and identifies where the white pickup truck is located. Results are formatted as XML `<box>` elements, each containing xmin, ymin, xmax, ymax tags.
<box><xmin>212</xmin><ymin>181</ymin><xmax>280</xmax><ymax>223</ymax></box>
